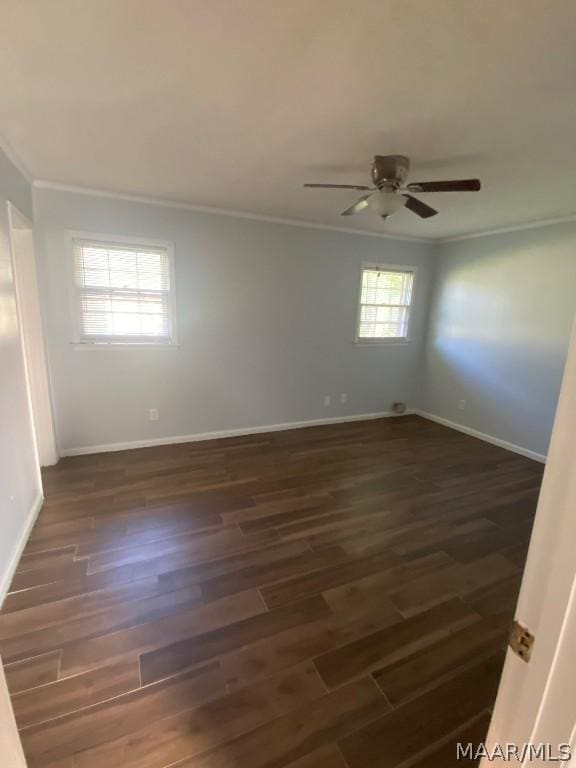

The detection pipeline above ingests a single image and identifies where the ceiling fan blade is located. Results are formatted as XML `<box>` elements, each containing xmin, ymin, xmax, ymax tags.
<box><xmin>341</xmin><ymin>195</ymin><xmax>372</xmax><ymax>216</ymax></box>
<box><xmin>403</xmin><ymin>194</ymin><xmax>438</xmax><ymax>219</ymax></box>
<box><xmin>304</xmin><ymin>183</ymin><xmax>372</xmax><ymax>191</ymax></box>
<box><xmin>406</xmin><ymin>179</ymin><xmax>481</xmax><ymax>193</ymax></box>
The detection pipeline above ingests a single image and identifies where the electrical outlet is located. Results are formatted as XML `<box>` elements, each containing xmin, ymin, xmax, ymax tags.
<box><xmin>148</xmin><ymin>408</ymin><xmax>159</xmax><ymax>421</ymax></box>
<box><xmin>340</xmin><ymin>393</ymin><xmax>348</xmax><ymax>404</ymax></box>
<box><xmin>323</xmin><ymin>395</ymin><xmax>331</xmax><ymax>407</ymax></box>
<box><xmin>458</xmin><ymin>399</ymin><xmax>467</xmax><ymax>411</ymax></box>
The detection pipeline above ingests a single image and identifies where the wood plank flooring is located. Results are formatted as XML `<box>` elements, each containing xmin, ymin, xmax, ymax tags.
<box><xmin>0</xmin><ymin>416</ymin><xmax>543</xmax><ymax>768</ymax></box>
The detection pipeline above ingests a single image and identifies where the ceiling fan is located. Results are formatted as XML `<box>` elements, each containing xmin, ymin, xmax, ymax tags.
<box><xmin>304</xmin><ymin>155</ymin><xmax>481</xmax><ymax>220</ymax></box>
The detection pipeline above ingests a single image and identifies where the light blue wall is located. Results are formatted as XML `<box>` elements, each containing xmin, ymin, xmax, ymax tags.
<box><xmin>422</xmin><ymin>223</ymin><xmax>576</xmax><ymax>457</ymax></box>
<box><xmin>34</xmin><ymin>186</ymin><xmax>576</xmax><ymax>459</ymax></box>
<box><xmin>34</xmin><ymin>188</ymin><xmax>435</xmax><ymax>452</ymax></box>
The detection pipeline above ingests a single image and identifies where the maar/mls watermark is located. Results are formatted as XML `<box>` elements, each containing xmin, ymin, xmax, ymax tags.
<box><xmin>457</xmin><ymin>742</ymin><xmax>572</xmax><ymax>762</ymax></box>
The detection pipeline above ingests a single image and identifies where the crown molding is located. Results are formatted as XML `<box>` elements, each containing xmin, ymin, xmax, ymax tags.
<box><xmin>32</xmin><ymin>180</ymin><xmax>430</xmax><ymax>244</ymax></box>
<box><xmin>0</xmin><ymin>134</ymin><xmax>33</xmax><ymax>183</ymax></box>
<box><xmin>439</xmin><ymin>213</ymin><xmax>576</xmax><ymax>243</ymax></box>
<box><xmin>28</xmin><ymin>179</ymin><xmax>576</xmax><ymax>245</ymax></box>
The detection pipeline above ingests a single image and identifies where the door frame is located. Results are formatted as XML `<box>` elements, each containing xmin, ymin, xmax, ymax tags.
<box><xmin>7</xmin><ymin>201</ymin><xmax>58</xmax><ymax>468</ymax></box>
<box><xmin>482</xmin><ymin>316</ymin><xmax>576</xmax><ymax>765</ymax></box>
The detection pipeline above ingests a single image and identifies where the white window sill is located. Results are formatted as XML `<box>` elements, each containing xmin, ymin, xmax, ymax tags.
<box><xmin>354</xmin><ymin>338</ymin><xmax>411</xmax><ymax>346</ymax></box>
<box><xmin>71</xmin><ymin>342</ymin><xmax>180</xmax><ymax>351</ymax></box>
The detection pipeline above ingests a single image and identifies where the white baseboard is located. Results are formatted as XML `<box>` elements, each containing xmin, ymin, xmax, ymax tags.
<box><xmin>59</xmin><ymin>410</ymin><xmax>412</xmax><ymax>457</ymax></box>
<box><xmin>415</xmin><ymin>410</ymin><xmax>547</xmax><ymax>463</ymax></box>
<box><xmin>57</xmin><ymin>409</ymin><xmax>547</xmax><ymax>464</ymax></box>
<box><xmin>0</xmin><ymin>492</ymin><xmax>43</xmax><ymax>607</ymax></box>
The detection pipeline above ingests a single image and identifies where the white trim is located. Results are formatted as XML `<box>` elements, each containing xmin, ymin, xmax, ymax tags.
<box><xmin>67</xmin><ymin>231</ymin><xmax>178</xmax><ymax>347</ymax></box>
<box><xmin>67</xmin><ymin>230</ymin><xmax>175</xmax><ymax>249</ymax></box>
<box><xmin>59</xmin><ymin>410</ymin><xmax>410</xmax><ymax>457</ymax></box>
<box><xmin>0</xmin><ymin>493</ymin><xmax>43</xmax><ymax>606</ymax></box>
<box><xmin>0</xmin><ymin>132</ymin><xmax>33</xmax><ymax>183</ymax></box>
<box><xmin>7</xmin><ymin>202</ymin><xmax>58</xmax><ymax>468</ymax></box>
<box><xmin>355</xmin><ymin>262</ymin><xmax>417</xmax><ymax>344</ymax></box>
<box><xmin>33</xmin><ymin>180</ymin><xmax>428</xmax><ymax>243</ymax></box>
<box><xmin>71</xmin><ymin>341</ymin><xmax>181</xmax><ymax>351</ymax></box>
<box><xmin>354</xmin><ymin>340</ymin><xmax>411</xmax><ymax>347</ymax></box>
<box><xmin>33</xmin><ymin>180</ymin><xmax>576</xmax><ymax>244</ymax></box>
<box><xmin>7</xmin><ymin>203</ymin><xmax>33</xmax><ymax>229</ymax></box>
<box><xmin>439</xmin><ymin>214</ymin><xmax>576</xmax><ymax>243</ymax></box>
<box><xmin>415</xmin><ymin>410</ymin><xmax>547</xmax><ymax>463</ymax></box>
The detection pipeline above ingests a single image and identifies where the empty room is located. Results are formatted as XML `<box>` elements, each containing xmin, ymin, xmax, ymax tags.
<box><xmin>2</xmin><ymin>2</ymin><xmax>576</xmax><ymax>766</ymax></box>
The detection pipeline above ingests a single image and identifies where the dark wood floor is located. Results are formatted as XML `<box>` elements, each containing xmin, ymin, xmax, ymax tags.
<box><xmin>0</xmin><ymin>416</ymin><xmax>543</xmax><ymax>768</ymax></box>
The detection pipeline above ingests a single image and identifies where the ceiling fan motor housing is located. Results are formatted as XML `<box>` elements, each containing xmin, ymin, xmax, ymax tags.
<box><xmin>372</xmin><ymin>155</ymin><xmax>410</xmax><ymax>189</ymax></box>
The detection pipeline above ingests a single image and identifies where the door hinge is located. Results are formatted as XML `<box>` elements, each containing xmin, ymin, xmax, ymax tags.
<box><xmin>509</xmin><ymin>620</ymin><xmax>535</xmax><ymax>662</ymax></box>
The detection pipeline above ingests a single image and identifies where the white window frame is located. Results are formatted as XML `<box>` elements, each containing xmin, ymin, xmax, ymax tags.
<box><xmin>355</xmin><ymin>262</ymin><xmax>417</xmax><ymax>345</ymax></box>
<box><xmin>67</xmin><ymin>231</ymin><xmax>178</xmax><ymax>349</ymax></box>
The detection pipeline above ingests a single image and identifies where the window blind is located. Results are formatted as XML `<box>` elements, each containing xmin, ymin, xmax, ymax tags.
<box><xmin>73</xmin><ymin>239</ymin><xmax>174</xmax><ymax>344</ymax></box>
<box><xmin>358</xmin><ymin>267</ymin><xmax>414</xmax><ymax>340</ymax></box>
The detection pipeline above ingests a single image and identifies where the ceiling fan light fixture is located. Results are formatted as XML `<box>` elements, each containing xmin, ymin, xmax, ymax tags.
<box><xmin>303</xmin><ymin>155</ymin><xmax>481</xmax><ymax>222</ymax></box>
<box><xmin>367</xmin><ymin>191</ymin><xmax>405</xmax><ymax>217</ymax></box>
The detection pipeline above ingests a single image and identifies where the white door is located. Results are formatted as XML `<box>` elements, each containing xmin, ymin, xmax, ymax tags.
<box><xmin>8</xmin><ymin>203</ymin><xmax>57</xmax><ymax>466</ymax></box>
<box><xmin>483</xmin><ymin>317</ymin><xmax>576</xmax><ymax>766</ymax></box>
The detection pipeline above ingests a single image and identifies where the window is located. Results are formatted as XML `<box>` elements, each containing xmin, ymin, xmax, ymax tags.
<box><xmin>72</xmin><ymin>237</ymin><xmax>176</xmax><ymax>345</ymax></box>
<box><xmin>356</xmin><ymin>265</ymin><xmax>415</xmax><ymax>341</ymax></box>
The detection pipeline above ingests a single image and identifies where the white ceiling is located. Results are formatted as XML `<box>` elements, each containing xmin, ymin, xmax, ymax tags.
<box><xmin>1</xmin><ymin>0</ymin><xmax>576</xmax><ymax>239</ymax></box>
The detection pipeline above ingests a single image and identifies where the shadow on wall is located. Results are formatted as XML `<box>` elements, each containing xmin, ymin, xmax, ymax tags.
<box><xmin>424</xmin><ymin>231</ymin><xmax>576</xmax><ymax>456</ymax></box>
